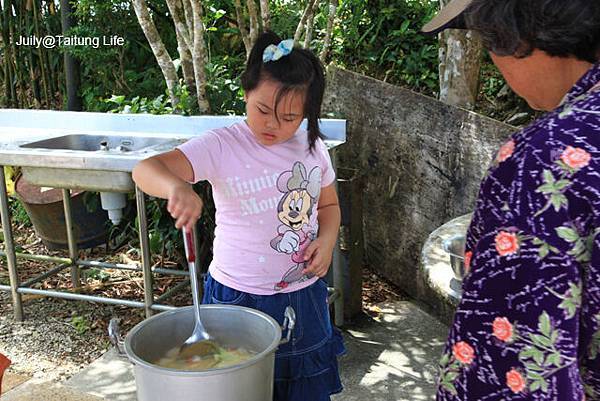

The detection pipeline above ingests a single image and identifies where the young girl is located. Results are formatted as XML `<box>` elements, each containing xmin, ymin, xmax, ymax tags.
<box><xmin>132</xmin><ymin>31</ymin><xmax>345</xmax><ymax>401</ymax></box>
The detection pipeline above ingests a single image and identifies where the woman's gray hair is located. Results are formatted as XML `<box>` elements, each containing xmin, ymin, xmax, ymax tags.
<box><xmin>464</xmin><ymin>0</ymin><xmax>600</xmax><ymax>63</ymax></box>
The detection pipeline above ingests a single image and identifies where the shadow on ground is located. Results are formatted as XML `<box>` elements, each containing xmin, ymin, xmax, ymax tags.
<box><xmin>333</xmin><ymin>301</ymin><xmax>448</xmax><ymax>401</ymax></box>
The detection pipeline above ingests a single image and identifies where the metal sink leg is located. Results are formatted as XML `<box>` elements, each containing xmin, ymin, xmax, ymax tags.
<box><xmin>62</xmin><ymin>189</ymin><xmax>80</xmax><ymax>288</ymax></box>
<box><xmin>135</xmin><ymin>186</ymin><xmax>154</xmax><ymax>318</ymax></box>
<box><xmin>0</xmin><ymin>166</ymin><xmax>24</xmax><ymax>320</ymax></box>
<box><xmin>331</xmin><ymin>148</ymin><xmax>344</xmax><ymax>327</ymax></box>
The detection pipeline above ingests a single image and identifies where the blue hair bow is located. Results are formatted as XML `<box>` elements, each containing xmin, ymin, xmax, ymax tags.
<box><xmin>262</xmin><ymin>39</ymin><xmax>294</xmax><ymax>63</ymax></box>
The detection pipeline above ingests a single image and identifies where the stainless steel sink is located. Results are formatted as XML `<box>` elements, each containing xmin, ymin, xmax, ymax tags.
<box><xmin>17</xmin><ymin>134</ymin><xmax>179</xmax><ymax>192</ymax></box>
<box><xmin>20</xmin><ymin>134</ymin><xmax>168</xmax><ymax>152</ymax></box>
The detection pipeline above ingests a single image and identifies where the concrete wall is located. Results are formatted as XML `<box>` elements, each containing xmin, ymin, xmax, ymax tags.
<box><xmin>323</xmin><ymin>66</ymin><xmax>515</xmax><ymax>311</ymax></box>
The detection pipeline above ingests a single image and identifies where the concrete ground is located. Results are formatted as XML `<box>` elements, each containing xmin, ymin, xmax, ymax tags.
<box><xmin>2</xmin><ymin>301</ymin><xmax>448</xmax><ymax>401</ymax></box>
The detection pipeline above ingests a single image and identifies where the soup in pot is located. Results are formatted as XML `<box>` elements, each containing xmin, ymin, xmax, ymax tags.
<box><xmin>155</xmin><ymin>345</ymin><xmax>255</xmax><ymax>371</ymax></box>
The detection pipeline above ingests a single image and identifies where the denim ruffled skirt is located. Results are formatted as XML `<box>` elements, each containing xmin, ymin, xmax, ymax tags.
<box><xmin>202</xmin><ymin>273</ymin><xmax>346</xmax><ymax>401</ymax></box>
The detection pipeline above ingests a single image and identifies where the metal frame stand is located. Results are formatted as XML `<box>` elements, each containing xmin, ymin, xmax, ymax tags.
<box><xmin>135</xmin><ymin>185</ymin><xmax>154</xmax><ymax>318</ymax></box>
<box><xmin>62</xmin><ymin>189</ymin><xmax>80</xmax><ymax>288</ymax></box>
<box><xmin>0</xmin><ymin>167</ymin><xmax>23</xmax><ymax>321</ymax></box>
<box><xmin>329</xmin><ymin>148</ymin><xmax>344</xmax><ymax>327</ymax></box>
<box><xmin>0</xmin><ymin>168</ymin><xmax>184</xmax><ymax>318</ymax></box>
<box><xmin>0</xmin><ymin>167</ymin><xmax>346</xmax><ymax>326</ymax></box>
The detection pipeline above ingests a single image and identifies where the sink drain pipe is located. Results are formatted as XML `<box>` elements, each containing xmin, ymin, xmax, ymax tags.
<box><xmin>100</xmin><ymin>192</ymin><xmax>126</xmax><ymax>225</ymax></box>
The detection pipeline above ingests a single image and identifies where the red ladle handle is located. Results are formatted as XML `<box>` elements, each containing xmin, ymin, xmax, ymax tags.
<box><xmin>183</xmin><ymin>227</ymin><xmax>196</xmax><ymax>263</ymax></box>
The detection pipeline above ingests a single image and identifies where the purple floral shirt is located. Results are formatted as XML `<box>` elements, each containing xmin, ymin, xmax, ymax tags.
<box><xmin>437</xmin><ymin>63</ymin><xmax>600</xmax><ymax>400</ymax></box>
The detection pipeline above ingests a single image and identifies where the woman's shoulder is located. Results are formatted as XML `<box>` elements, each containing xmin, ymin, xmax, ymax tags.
<box><xmin>514</xmin><ymin>101</ymin><xmax>598</xmax><ymax>162</ymax></box>
<box><xmin>514</xmin><ymin>109</ymin><xmax>599</xmax><ymax>213</ymax></box>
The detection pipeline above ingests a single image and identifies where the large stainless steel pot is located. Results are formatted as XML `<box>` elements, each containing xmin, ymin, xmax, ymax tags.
<box><xmin>109</xmin><ymin>305</ymin><xmax>295</xmax><ymax>401</ymax></box>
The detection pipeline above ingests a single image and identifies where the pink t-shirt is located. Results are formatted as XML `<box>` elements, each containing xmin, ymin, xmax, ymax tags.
<box><xmin>177</xmin><ymin>121</ymin><xmax>335</xmax><ymax>295</ymax></box>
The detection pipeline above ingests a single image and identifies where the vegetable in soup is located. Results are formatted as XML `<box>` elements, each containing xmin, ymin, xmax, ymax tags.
<box><xmin>155</xmin><ymin>345</ymin><xmax>255</xmax><ymax>371</ymax></box>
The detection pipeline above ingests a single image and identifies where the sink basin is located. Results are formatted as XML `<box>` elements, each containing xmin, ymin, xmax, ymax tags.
<box><xmin>20</xmin><ymin>134</ymin><xmax>169</xmax><ymax>152</ymax></box>
<box><xmin>17</xmin><ymin>134</ymin><xmax>179</xmax><ymax>192</ymax></box>
<box><xmin>16</xmin><ymin>134</ymin><xmax>176</xmax><ymax>192</ymax></box>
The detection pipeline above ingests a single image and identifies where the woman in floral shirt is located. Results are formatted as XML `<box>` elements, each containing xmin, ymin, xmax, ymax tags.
<box><xmin>422</xmin><ymin>0</ymin><xmax>600</xmax><ymax>399</ymax></box>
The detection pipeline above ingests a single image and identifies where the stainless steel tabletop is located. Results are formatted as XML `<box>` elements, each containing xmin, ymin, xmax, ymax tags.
<box><xmin>0</xmin><ymin>109</ymin><xmax>346</xmax><ymax>172</ymax></box>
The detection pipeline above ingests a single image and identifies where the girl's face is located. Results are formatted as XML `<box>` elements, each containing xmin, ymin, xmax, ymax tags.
<box><xmin>244</xmin><ymin>79</ymin><xmax>305</xmax><ymax>146</ymax></box>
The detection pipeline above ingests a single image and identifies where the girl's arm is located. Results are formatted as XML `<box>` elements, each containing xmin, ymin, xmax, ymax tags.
<box><xmin>132</xmin><ymin>149</ymin><xmax>193</xmax><ymax>197</ymax></box>
<box><xmin>303</xmin><ymin>184</ymin><xmax>341</xmax><ymax>277</ymax></box>
<box><xmin>132</xmin><ymin>149</ymin><xmax>203</xmax><ymax>230</ymax></box>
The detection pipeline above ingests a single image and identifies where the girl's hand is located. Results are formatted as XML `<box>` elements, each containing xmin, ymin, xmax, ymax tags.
<box><xmin>167</xmin><ymin>182</ymin><xmax>203</xmax><ymax>231</ymax></box>
<box><xmin>302</xmin><ymin>238</ymin><xmax>335</xmax><ymax>278</ymax></box>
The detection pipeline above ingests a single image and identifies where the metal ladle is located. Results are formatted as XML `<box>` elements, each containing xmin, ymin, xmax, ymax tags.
<box><xmin>178</xmin><ymin>227</ymin><xmax>219</xmax><ymax>359</ymax></box>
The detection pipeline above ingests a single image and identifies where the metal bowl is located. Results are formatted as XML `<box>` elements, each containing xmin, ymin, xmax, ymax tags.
<box><xmin>442</xmin><ymin>235</ymin><xmax>466</xmax><ymax>280</ymax></box>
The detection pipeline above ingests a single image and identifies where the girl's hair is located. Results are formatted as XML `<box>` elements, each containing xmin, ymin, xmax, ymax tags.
<box><xmin>464</xmin><ymin>0</ymin><xmax>600</xmax><ymax>63</ymax></box>
<box><xmin>241</xmin><ymin>31</ymin><xmax>325</xmax><ymax>151</ymax></box>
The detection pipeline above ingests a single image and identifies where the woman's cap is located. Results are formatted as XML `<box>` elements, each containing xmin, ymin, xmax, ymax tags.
<box><xmin>421</xmin><ymin>0</ymin><xmax>472</xmax><ymax>35</ymax></box>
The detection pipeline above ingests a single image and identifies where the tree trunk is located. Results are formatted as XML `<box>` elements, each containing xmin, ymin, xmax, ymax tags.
<box><xmin>165</xmin><ymin>0</ymin><xmax>197</xmax><ymax>100</ymax></box>
<box><xmin>320</xmin><ymin>0</ymin><xmax>337</xmax><ymax>62</ymax></box>
<box><xmin>294</xmin><ymin>0</ymin><xmax>319</xmax><ymax>44</ymax></box>
<box><xmin>437</xmin><ymin>0</ymin><xmax>482</xmax><ymax>110</ymax></box>
<box><xmin>246</xmin><ymin>0</ymin><xmax>259</xmax><ymax>47</ymax></box>
<box><xmin>304</xmin><ymin>0</ymin><xmax>319</xmax><ymax>47</ymax></box>
<box><xmin>131</xmin><ymin>0</ymin><xmax>180</xmax><ymax>108</ymax></box>
<box><xmin>234</xmin><ymin>0</ymin><xmax>251</xmax><ymax>58</ymax></box>
<box><xmin>1</xmin><ymin>0</ymin><xmax>12</xmax><ymax>107</ymax></box>
<box><xmin>178</xmin><ymin>38</ymin><xmax>196</xmax><ymax>98</ymax></box>
<box><xmin>259</xmin><ymin>0</ymin><xmax>270</xmax><ymax>30</ymax></box>
<box><xmin>189</xmin><ymin>0</ymin><xmax>210</xmax><ymax>113</ymax></box>
<box><xmin>60</xmin><ymin>0</ymin><xmax>82</xmax><ymax>111</ymax></box>
<box><xmin>4</xmin><ymin>0</ymin><xmax>18</xmax><ymax>107</ymax></box>
<box><xmin>182</xmin><ymin>0</ymin><xmax>193</xmax><ymax>34</ymax></box>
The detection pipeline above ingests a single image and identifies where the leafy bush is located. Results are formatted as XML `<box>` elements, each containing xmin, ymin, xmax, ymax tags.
<box><xmin>70</xmin><ymin>0</ymin><xmax>177</xmax><ymax>112</ymax></box>
<box><xmin>205</xmin><ymin>57</ymin><xmax>246</xmax><ymax>115</ymax></box>
<box><xmin>8</xmin><ymin>198</ymin><xmax>31</xmax><ymax>228</ymax></box>
<box><xmin>331</xmin><ymin>0</ymin><xmax>440</xmax><ymax>95</ymax></box>
<box><xmin>104</xmin><ymin>83</ymin><xmax>197</xmax><ymax>116</ymax></box>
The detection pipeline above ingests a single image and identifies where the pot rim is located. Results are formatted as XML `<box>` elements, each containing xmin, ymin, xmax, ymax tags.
<box><xmin>124</xmin><ymin>304</ymin><xmax>281</xmax><ymax>376</ymax></box>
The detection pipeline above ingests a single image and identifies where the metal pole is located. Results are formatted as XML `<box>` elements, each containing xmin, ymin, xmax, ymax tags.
<box><xmin>0</xmin><ymin>166</ymin><xmax>23</xmax><ymax>320</ymax></box>
<box><xmin>0</xmin><ymin>250</ymin><xmax>191</xmax><ymax>277</ymax></box>
<box><xmin>0</xmin><ymin>284</ymin><xmax>176</xmax><ymax>312</ymax></box>
<box><xmin>0</xmin><ymin>250</ymin><xmax>72</xmax><ymax>264</ymax></box>
<box><xmin>135</xmin><ymin>186</ymin><xmax>154</xmax><ymax>318</ymax></box>
<box><xmin>331</xmin><ymin>148</ymin><xmax>344</xmax><ymax>327</ymax></box>
<box><xmin>155</xmin><ymin>278</ymin><xmax>190</xmax><ymax>304</ymax></box>
<box><xmin>76</xmin><ymin>259</ymin><xmax>190</xmax><ymax>277</ymax></box>
<box><xmin>21</xmin><ymin>263</ymin><xmax>70</xmax><ymax>288</ymax></box>
<box><xmin>62</xmin><ymin>189</ymin><xmax>80</xmax><ymax>288</ymax></box>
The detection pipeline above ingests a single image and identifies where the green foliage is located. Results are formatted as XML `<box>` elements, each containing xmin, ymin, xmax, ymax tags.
<box><xmin>83</xmin><ymin>268</ymin><xmax>110</xmax><ymax>283</ymax></box>
<box><xmin>331</xmin><ymin>0</ymin><xmax>440</xmax><ymax>94</ymax></box>
<box><xmin>70</xmin><ymin>0</ymin><xmax>176</xmax><ymax>111</ymax></box>
<box><xmin>82</xmin><ymin>192</ymin><xmax>100</xmax><ymax>213</ymax></box>
<box><xmin>72</xmin><ymin>0</ymin><xmax>443</xmax><ymax>112</ymax></box>
<box><xmin>104</xmin><ymin>83</ymin><xmax>197</xmax><ymax>116</ymax></box>
<box><xmin>70</xmin><ymin>315</ymin><xmax>90</xmax><ymax>335</ymax></box>
<box><xmin>8</xmin><ymin>198</ymin><xmax>31</xmax><ymax>228</ymax></box>
<box><xmin>205</xmin><ymin>57</ymin><xmax>246</xmax><ymax>115</ymax></box>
